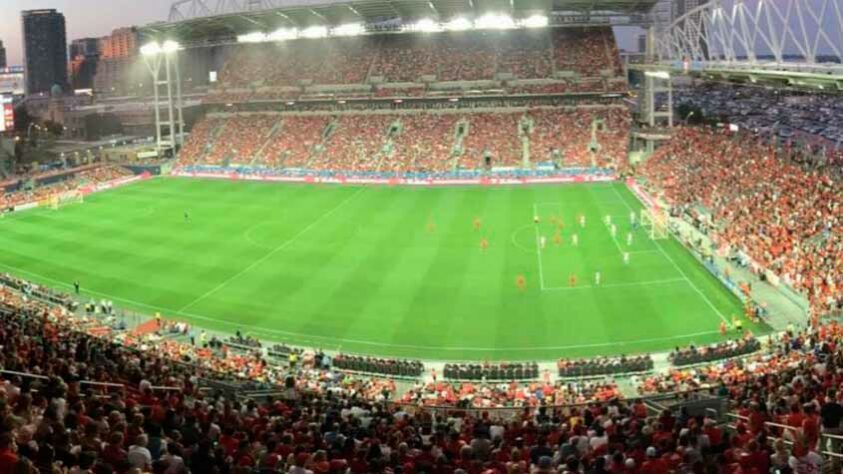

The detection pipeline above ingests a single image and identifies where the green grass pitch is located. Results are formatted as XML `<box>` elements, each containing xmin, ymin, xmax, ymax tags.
<box><xmin>0</xmin><ymin>178</ymin><xmax>767</xmax><ymax>361</ymax></box>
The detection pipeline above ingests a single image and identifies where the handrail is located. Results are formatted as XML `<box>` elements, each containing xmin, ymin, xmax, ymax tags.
<box><xmin>0</xmin><ymin>370</ymin><xmax>48</xmax><ymax>381</ymax></box>
<box><xmin>80</xmin><ymin>380</ymin><xmax>125</xmax><ymax>389</ymax></box>
<box><xmin>726</xmin><ymin>412</ymin><xmax>843</xmax><ymax>459</ymax></box>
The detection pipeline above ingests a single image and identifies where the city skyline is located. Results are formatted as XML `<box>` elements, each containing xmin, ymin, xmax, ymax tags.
<box><xmin>0</xmin><ymin>0</ymin><xmax>172</xmax><ymax>65</ymax></box>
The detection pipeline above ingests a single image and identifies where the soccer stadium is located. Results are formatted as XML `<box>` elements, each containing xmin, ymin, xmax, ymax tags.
<box><xmin>0</xmin><ymin>0</ymin><xmax>842</xmax><ymax>472</ymax></box>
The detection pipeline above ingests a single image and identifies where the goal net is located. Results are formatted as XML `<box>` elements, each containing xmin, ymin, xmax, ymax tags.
<box><xmin>51</xmin><ymin>190</ymin><xmax>84</xmax><ymax>210</ymax></box>
<box><xmin>640</xmin><ymin>207</ymin><xmax>669</xmax><ymax>240</ymax></box>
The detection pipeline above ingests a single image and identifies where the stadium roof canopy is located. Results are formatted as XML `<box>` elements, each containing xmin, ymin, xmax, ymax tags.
<box><xmin>142</xmin><ymin>0</ymin><xmax>656</xmax><ymax>45</ymax></box>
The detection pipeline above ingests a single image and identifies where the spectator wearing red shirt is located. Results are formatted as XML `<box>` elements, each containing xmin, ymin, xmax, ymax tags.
<box><xmin>0</xmin><ymin>434</ymin><xmax>18</xmax><ymax>473</ymax></box>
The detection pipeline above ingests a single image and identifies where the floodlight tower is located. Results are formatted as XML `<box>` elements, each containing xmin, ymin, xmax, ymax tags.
<box><xmin>141</xmin><ymin>40</ymin><xmax>184</xmax><ymax>158</ymax></box>
<box><xmin>640</xmin><ymin>70</ymin><xmax>673</xmax><ymax>130</ymax></box>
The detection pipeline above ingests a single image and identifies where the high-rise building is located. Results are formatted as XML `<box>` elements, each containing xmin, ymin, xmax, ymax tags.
<box><xmin>0</xmin><ymin>40</ymin><xmax>6</xmax><ymax>69</ymax></box>
<box><xmin>69</xmin><ymin>38</ymin><xmax>101</xmax><ymax>90</ymax></box>
<box><xmin>22</xmin><ymin>9</ymin><xmax>69</xmax><ymax>95</ymax></box>
<box><xmin>98</xmin><ymin>27</ymin><xmax>138</xmax><ymax>60</ymax></box>
<box><xmin>69</xmin><ymin>38</ymin><xmax>99</xmax><ymax>59</ymax></box>
<box><xmin>94</xmin><ymin>27</ymin><xmax>141</xmax><ymax>95</ymax></box>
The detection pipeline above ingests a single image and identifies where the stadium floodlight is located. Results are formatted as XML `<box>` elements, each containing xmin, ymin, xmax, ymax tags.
<box><xmin>300</xmin><ymin>26</ymin><xmax>328</xmax><ymax>38</ymax></box>
<box><xmin>140</xmin><ymin>42</ymin><xmax>163</xmax><ymax>56</ymax></box>
<box><xmin>238</xmin><ymin>32</ymin><xmax>268</xmax><ymax>43</ymax></box>
<box><xmin>333</xmin><ymin>23</ymin><xmax>365</xmax><ymax>37</ymax></box>
<box><xmin>268</xmin><ymin>28</ymin><xmax>298</xmax><ymax>41</ymax></box>
<box><xmin>520</xmin><ymin>14</ymin><xmax>548</xmax><ymax>28</ymax></box>
<box><xmin>412</xmin><ymin>18</ymin><xmax>443</xmax><ymax>33</ymax></box>
<box><xmin>444</xmin><ymin>17</ymin><xmax>472</xmax><ymax>31</ymax></box>
<box><xmin>475</xmin><ymin>13</ymin><xmax>515</xmax><ymax>30</ymax></box>
<box><xmin>644</xmin><ymin>70</ymin><xmax>671</xmax><ymax>79</ymax></box>
<box><xmin>161</xmin><ymin>40</ymin><xmax>181</xmax><ymax>54</ymax></box>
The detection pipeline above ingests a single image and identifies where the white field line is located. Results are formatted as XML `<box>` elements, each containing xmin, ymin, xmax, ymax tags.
<box><xmin>610</xmin><ymin>185</ymin><xmax>730</xmax><ymax>324</ymax></box>
<box><xmin>0</xmin><ymin>261</ymin><xmax>722</xmax><ymax>352</ymax></box>
<box><xmin>533</xmin><ymin>203</ymin><xmax>546</xmax><ymax>291</ymax></box>
<box><xmin>177</xmin><ymin>187</ymin><xmax>366</xmax><ymax>312</ymax></box>
<box><xmin>543</xmin><ymin>277</ymin><xmax>686</xmax><ymax>291</ymax></box>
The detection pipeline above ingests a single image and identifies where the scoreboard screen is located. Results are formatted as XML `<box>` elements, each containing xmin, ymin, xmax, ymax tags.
<box><xmin>0</xmin><ymin>96</ymin><xmax>13</xmax><ymax>133</ymax></box>
<box><xmin>0</xmin><ymin>67</ymin><xmax>24</xmax><ymax>96</ymax></box>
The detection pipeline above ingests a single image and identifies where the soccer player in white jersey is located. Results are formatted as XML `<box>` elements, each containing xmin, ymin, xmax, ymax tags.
<box><xmin>594</xmin><ymin>271</ymin><xmax>601</xmax><ymax>286</ymax></box>
<box><xmin>630</xmin><ymin>211</ymin><xmax>637</xmax><ymax>225</ymax></box>
<box><xmin>579</xmin><ymin>214</ymin><xmax>586</xmax><ymax>228</ymax></box>
<box><xmin>610</xmin><ymin>224</ymin><xmax>617</xmax><ymax>238</ymax></box>
<box><xmin>540</xmin><ymin>235</ymin><xmax>546</xmax><ymax>249</ymax></box>
<box><xmin>623</xmin><ymin>252</ymin><xmax>630</xmax><ymax>265</ymax></box>
<box><xmin>572</xmin><ymin>233</ymin><xmax>579</xmax><ymax>246</ymax></box>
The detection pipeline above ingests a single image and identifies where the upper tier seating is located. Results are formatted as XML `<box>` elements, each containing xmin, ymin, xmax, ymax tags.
<box><xmin>211</xmin><ymin>27</ymin><xmax>623</xmax><ymax>94</ymax></box>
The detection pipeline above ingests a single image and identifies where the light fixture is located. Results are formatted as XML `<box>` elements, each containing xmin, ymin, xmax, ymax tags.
<box><xmin>140</xmin><ymin>42</ymin><xmax>162</xmax><ymax>56</ymax></box>
<box><xmin>412</xmin><ymin>18</ymin><xmax>443</xmax><ymax>33</ymax></box>
<box><xmin>333</xmin><ymin>23</ymin><xmax>365</xmax><ymax>37</ymax></box>
<box><xmin>444</xmin><ymin>17</ymin><xmax>472</xmax><ymax>31</ymax></box>
<box><xmin>520</xmin><ymin>14</ymin><xmax>548</xmax><ymax>28</ymax></box>
<box><xmin>475</xmin><ymin>13</ymin><xmax>515</xmax><ymax>30</ymax></box>
<box><xmin>237</xmin><ymin>32</ymin><xmax>268</xmax><ymax>43</ymax></box>
<box><xmin>268</xmin><ymin>28</ymin><xmax>298</xmax><ymax>41</ymax></box>
<box><xmin>300</xmin><ymin>26</ymin><xmax>328</xmax><ymax>38</ymax></box>
<box><xmin>161</xmin><ymin>40</ymin><xmax>181</xmax><ymax>53</ymax></box>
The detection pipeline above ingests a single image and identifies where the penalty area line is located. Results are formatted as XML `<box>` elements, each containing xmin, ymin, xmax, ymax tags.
<box><xmin>542</xmin><ymin>277</ymin><xmax>686</xmax><ymax>291</ymax></box>
<box><xmin>609</xmin><ymin>184</ymin><xmax>730</xmax><ymax>324</ymax></box>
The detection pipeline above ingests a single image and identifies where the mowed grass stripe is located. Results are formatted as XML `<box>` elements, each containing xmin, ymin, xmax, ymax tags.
<box><xmin>0</xmin><ymin>178</ymin><xmax>768</xmax><ymax>360</ymax></box>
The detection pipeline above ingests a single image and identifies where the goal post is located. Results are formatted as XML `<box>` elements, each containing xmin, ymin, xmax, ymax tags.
<box><xmin>52</xmin><ymin>190</ymin><xmax>84</xmax><ymax>210</ymax></box>
<box><xmin>640</xmin><ymin>206</ymin><xmax>669</xmax><ymax>240</ymax></box>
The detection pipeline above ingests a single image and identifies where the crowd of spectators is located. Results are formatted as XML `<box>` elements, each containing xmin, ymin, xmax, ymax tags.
<box><xmin>260</xmin><ymin>116</ymin><xmax>332</xmax><ymax>168</ymax></box>
<box><xmin>668</xmin><ymin>338</ymin><xmax>762</xmax><ymax>367</ymax></box>
<box><xmin>9</xmin><ymin>260</ymin><xmax>843</xmax><ymax>472</ymax></box>
<box><xmin>179</xmin><ymin>107</ymin><xmax>631</xmax><ymax>173</ymax></box>
<box><xmin>202</xmin><ymin>115</ymin><xmax>278</xmax><ymax>166</ymax></box>
<box><xmin>529</xmin><ymin>107</ymin><xmax>631</xmax><ymax>169</ymax></box>
<box><xmin>1</xmin><ymin>165</ymin><xmax>133</xmax><ymax>211</ymax></box>
<box><xmin>674</xmin><ymin>83</ymin><xmax>843</xmax><ymax>151</ymax></box>
<box><xmin>311</xmin><ymin>115</ymin><xmax>395</xmax><ymax>172</ymax></box>
<box><xmin>5</xmin><ymin>283</ymin><xmax>841</xmax><ymax>474</ymax></box>
<box><xmin>552</xmin><ymin>28</ymin><xmax>620</xmax><ymax>78</ymax></box>
<box><xmin>387</xmin><ymin>114</ymin><xmax>459</xmax><ymax>173</ymax></box>
<box><xmin>178</xmin><ymin>118</ymin><xmax>224</xmax><ymax>165</ymax></box>
<box><xmin>640</xmin><ymin>126</ymin><xmax>843</xmax><ymax>316</ymax></box>
<box><xmin>332</xmin><ymin>355</ymin><xmax>424</xmax><ymax>377</ymax></box>
<box><xmin>212</xmin><ymin>27</ymin><xmax>622</xmax><ymax>93</ymax></box>
<box><xmin>443</xmin><ymin>363</ymin><xmax>540</xmax><ymax>381</ymax></box>
<box><xmin>638</xmin><ymin>324</ymin><xmax>820</xmax><ymax>394</ymax></box>
<box><xmin>557</xmin><ymin>355</ymin><xmax>653</xmax><ymax>378</ymax></box>
<box><xmin>401</xmin><ymin>379</ymin><xmax>621</xmax><ymax>408</ymax></box>
<box><xmin>460</xmin><ymin>112</ymin><xmax>523</xmax><ymax>168</ymax></box>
